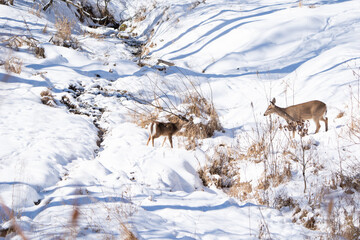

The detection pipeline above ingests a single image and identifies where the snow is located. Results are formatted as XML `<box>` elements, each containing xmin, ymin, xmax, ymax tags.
<box><xmin>1</xmin><ymin>0</ymin><xmax>360</xmax><ymax>239</ymax></box>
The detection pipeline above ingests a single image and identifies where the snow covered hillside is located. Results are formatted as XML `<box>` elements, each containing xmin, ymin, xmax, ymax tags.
<box><xmin>1</xmin><ymin>0</ymin><xmax>360</xmax><ymax>239</ymax></box>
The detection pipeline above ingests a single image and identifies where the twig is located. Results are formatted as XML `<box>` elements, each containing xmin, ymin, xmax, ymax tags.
<box><xmin>157</xmin><ymin>59</ymin><xmax>175</xmax><ymax>66</ymax></box>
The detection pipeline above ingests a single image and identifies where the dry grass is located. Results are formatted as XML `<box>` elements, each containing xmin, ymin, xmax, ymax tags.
<box><xmin>3</xmin><ymin>36</ymin><xmax>45</xmax><ymax>58</ymax></box>
<box><xmin>133</xmin><ymin>7</ymin><xmax>147</xmax><ymax>23</ymax></box>
<box><xmin>28</xmin><ymin>3</ymin><xmax>42</xmax><ymax>17</ymax></box>
<box><xmin>326</xmin><ymin>202</ymin><xmax>360</xmax><ymax>240</ymax></box>
<box><xmin>52</xmin><ymin>16</ymin><xmax>78</xmax><ymax>48</ymax></box>
<box><xmin>34</xmin><ymin>46</ymin><xmax>45</xmax><ymax>58</ymax></box>
<box><xmin>347</xmin><ymin>66</ymin><xmax>360</xmax><ymax>143</ymax></box>
<box><xmin>55</xmin><ymin>16</ymin><xmax>74</xmax><ymax>41</ymax></box>
<box><xmin>336</xmin><ymin>172</ymin><xmax>360</xmax><ymax>193</ymax></box>
<box><xmin>94</xmin><ymin>121</ymin><xmax>107</xmax><ymax>148</ymax></box>
<box><xmin>228</xmin><ymin>180</ymin><xmax>252</xmax><ymax>201</ymax></box>
<box><xmin>342</xmin><ymin>211</ymin><xmax>360</xmax><ymax>240</ymax></box>
<box><xmin>4</xmin><ymin>56</ymin><xmax>22</xmax><ymax>74</ymax></box>
<box><xmin>266</xmin><ymin>163</ymin><xmax>292</xmax><ymax>188</ymax></box>
<box><xmin>304</xmin><ymin>217</ymin><xmax>316</xmax><ymax>230</ymax></box>
<box><xmin>83</xmin><ymin>31</ymin><xmax>105</xmax><ymax>40</ymax></box>
<box><xmin>42</xmin><ymin>24</ymin><xmax>48</xmax><ymax>34</ymax></box>
<box><xmin>244</xmin><ymin>137</ymin><xmax>266</xmax><ymax>162</ymax></box>
<box><xmin>253</xmin><ymin>163</ymin><xmax>292</xmax><ymax>206</ymax></box>
<box><xmin>198</xmin><ymin>145</ymin><xmax>238</xmax><ymax>188</ymax></box>
<box><xmin>188</xmin><ymin>1</ymin><xmax>206</xmax><ymax>11</ymax></box>
<box><xmin>298</xmin><ymin>0</ymin><xmax>302</xmax><ymax>7</ymax></box>
<box><xmin>130</xmin><ymin>109</ymin><xmax>159</xmax><ymax>129</ymax></box>
<box><xmin>336</xmin><ymin>111</ymin><xmax>345</xmax><ymax>119</ymax></box>
<box><xmin>40</xmin><ymin>89</ymin><xmax>56</xmax><ymax>107</ymax></box>
<box><xmin>273</xmin><ymin>194</ymin><xmax>296</xmax><ymax>210</ymax></box>
<box><xmin>348</xmin><ymin>114</ymin><xmax>360</xmax><ymax>143</ymax></box>
<box><xmin>0</xmin><ymin>198</ymin><xmax>28</xmax><ymax>240</ymax></box>
<box><xmin>120</xmin><ymin>222</ymin><xmax>138</xmax><ymax>240</ymax></box>
<box><xmin>61</xmin><ymin>95</ymin><xmax>77</xmax><ymax>111</ymax></box>
<box><xmin>179</xmin><ymin>94</ymin><xmax>222</xmax><ymax>149</ymax></box>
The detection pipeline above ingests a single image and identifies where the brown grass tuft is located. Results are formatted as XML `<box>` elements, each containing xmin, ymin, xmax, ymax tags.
<box><xmin>55</xmin><ymin>16</ymin><xmax>73</xmax><ymax>41</ymax></box>
<box><xmin>4</xmin><ymin>56</ymin><xmax>22</xmax><ymax>74</ymax></box>
<box><xmin>228</xmin><ymin>180</ymin><xmax>252</xmax><ymax>201</ymax></box>
<box><xmin>40</xmin><ymin>89</ymin><xmax>56</xmax><ymax>107</ymax></box>
<box><xmin>52</xmin><ymin>16</ymin><xmax>78</xmax><ymax>48</ymax></box>
<box><xmin>246</xmin><ymin>137</ymin><xmax>266</xmax><ymax>162</ymax></box>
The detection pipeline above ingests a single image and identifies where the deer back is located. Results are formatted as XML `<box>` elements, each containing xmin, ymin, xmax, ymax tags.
<box><xmin>159</xmin><ymin>122</ymin><xmax>178</xmax><ymax>135</ymax></box>
<box><xmin>284</xmin><ymin>100</ymin><xmax>326</xmax><ymax>121</ymax></box>
<box><xmin>150</xmin><ymin>121</ymin><xmax>180</xmax><ymax>137</ymax></box>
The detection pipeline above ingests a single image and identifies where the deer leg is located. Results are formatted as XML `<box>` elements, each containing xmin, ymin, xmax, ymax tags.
<box><xmin>292</xmin><ymin>130</ymin><xmax>295</xmax><ymax>138</ymax></box>
<box><xmin>314</xmin><ymin>118</ymin><xmax>321</xmax><ymax>133</ymax></box>
<box><xmin>162</xmin><ymin>137</ymin><xmax>167</xmax><ymax>147</ymax></box>
<box><xmin>169</xmin><ymin>135</ymin><xmax>173</xmax><ymax>148</ymax></box>
<box><xmin>321</xmin><ymin>116</ymin><xmax>328</xmax><ymax>131</ymax></box>
<box><xmin>151</xmin><ymin>137</ymin><xmax>155</xmax><ymax>147</ymax></box>
<box><xmin>146</xmin><ymin>136</ymin><xmax>151</xmax><ymax>146</ymax></box>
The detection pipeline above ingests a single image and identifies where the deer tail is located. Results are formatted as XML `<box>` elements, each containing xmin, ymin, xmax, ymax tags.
<box><xmin>148</xmin><ymin>122</ymin><xmax>156</xmax><ymax>136</ymax></box>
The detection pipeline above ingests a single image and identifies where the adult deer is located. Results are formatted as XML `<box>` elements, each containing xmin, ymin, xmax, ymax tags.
<box><xmin>264</xmin><ymin>98</ymin><xmax>328</xmax><ymax>136</ymax></box>
<box><xmin>146</xmin><ymin>117</ymin><xmax>189</xmax><ymax>148</ymax></box>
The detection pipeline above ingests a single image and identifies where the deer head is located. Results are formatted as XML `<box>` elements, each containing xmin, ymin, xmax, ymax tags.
<box><xmin>264</xmin><ymin>98</ymin><xmax>276</xmax><ymax>116</ymax></box>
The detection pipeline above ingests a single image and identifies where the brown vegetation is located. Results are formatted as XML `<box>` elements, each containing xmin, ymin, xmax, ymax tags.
<box><xmin>40</xmin><ymin>89</ymin><xmax>56</xmax><ymax>107</ymax></box>
<box><xmin>3</xmin><ymin>36</ymin><xmax>45</xmax><ymax>58</ymax></box>
<box><xmin>4</xmin><ymin>56</ymin><xmax>22</xmax><ymax>74</ymax></box>
<box><xmin>52</xmin><ymin>16</ymin><xmax>78</xmax><ymax>48</ymax></box>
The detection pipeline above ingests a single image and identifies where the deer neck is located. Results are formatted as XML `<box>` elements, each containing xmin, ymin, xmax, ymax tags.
<box><xmin>274</xmin><ymin>106</ymin><xmax>296</xmax><ymax>122</ymax></box>
<box><xmin>172</xmin><ymin>121</ymin><xmax>182</xmax><ymax>131</ymax></box>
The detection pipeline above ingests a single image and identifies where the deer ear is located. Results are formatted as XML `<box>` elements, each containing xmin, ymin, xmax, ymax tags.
<box><xmin>271</xmin><ymin>98</ymin><xmax>276</xmax><ymax>105</ymax></box>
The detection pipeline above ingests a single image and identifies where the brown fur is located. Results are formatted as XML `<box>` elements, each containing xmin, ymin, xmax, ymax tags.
<box><xmin>264</xmin><ymin>98</ymin><xmax>328</xmax><ymax>135</ymax></box>
<box><xmin>146</xmin><ymin>121</ymin><xmax>183</xmax><ymax>148</ymax></box>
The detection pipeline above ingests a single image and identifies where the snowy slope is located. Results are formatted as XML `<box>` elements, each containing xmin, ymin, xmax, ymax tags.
<box><xmin>1</xmin><ymin>0</ymin><xmax>360</xmax><ymax>239</ymax></box>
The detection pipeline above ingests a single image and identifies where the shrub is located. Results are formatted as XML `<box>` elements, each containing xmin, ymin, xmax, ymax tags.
<box><xmin>179</xmin><ymin>94</ymin><xmax>222</xmax><ymax>149</ymax></box>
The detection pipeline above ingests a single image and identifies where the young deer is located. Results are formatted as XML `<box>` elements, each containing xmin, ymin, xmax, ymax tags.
<box><xmin>146</xmin><ymin>119</ymin><xmax>187</xmax><ymax>148</ymax></box>
<box><xmin>264</xmin><ymin>98</ymin><xmax>328</xmax><ymax>136</ymax></box>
